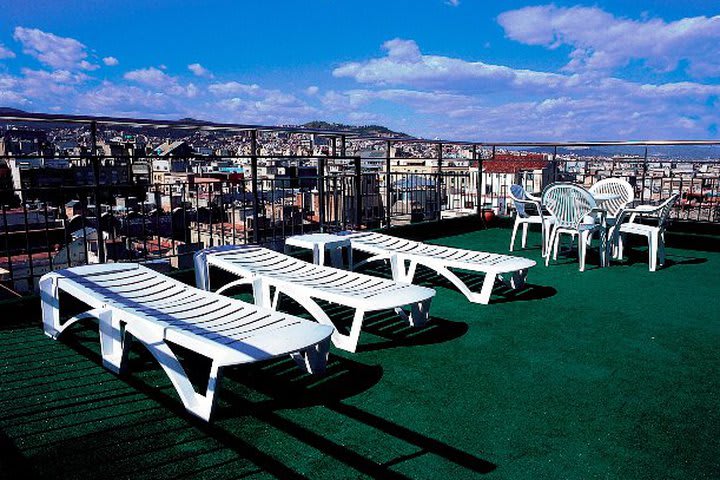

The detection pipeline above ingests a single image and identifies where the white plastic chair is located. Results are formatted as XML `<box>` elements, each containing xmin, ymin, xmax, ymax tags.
<box><xmin>542</xmin><ymin>183</ymin><xmax>606</xmax><ymax>271</ymax></box>
<box><xmin>589</xmin><ymin>178</ymin><xmax>635</xmax><ymax>224</ymax></box>
<box><xmin>508</xmin><ymin>184</ymin><xmax>553</xmax><ymax>256</ymax></box>
<box><xmin>609</xmin><ymin>193</ymin><xmax>680</xmax><ymax>271</ymax></box>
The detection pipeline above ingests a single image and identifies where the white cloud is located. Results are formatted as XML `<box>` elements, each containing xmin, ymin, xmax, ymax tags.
<box><xmin>445</xmin><ymin>0</ymin><xmax>460</xmax><ymax>6</ymax></box>
<box><xmin>0</xmin><ymin>44</ymin><xmax>15</xmax><ymax>60</ymax></box>
<box><xmin>124</xmin><ymin>67</ymin><xmax>171</xmax><ymax>87</ymax></box>
<box><xmin>124</xmin><ymin>67</ymin><xmax>198</xmax><ymax>97</ymax></box>
<box><xmin>497</xmin><ymin>6</ymin><xmax>720</xmax><ymax>77</ymax></box>
<box><xmin>208</xmin><ymin>81</ymin><xmax>262</xmax><ymax>96</ymax></box>
<box><xmin>305</xmin><ymin>85</ymin><xmax>320</xmax><ymax>96</ymax></box>
<box><xmin>333</xmin><ymin>38</ymin><xmax>566</xmax><ymax>93</ymax></box>
<box><xmin>76</xmin><ymin>81</ymin><xmax>179</xmax><ymax>116</ymax></box>
<box><xmin>103</xmin><ymin>56</ymin><xmax>119</xmax><ymax>66</ymax></box>
<box><xmin>13</xmin><ymin>27</ymin><xmax>98</xmax><ymax>71</ymax></box>
<box><xmin>188</xmin><ymin>63</ymin><xmax>213</xmax><ymax>78</ymax></box>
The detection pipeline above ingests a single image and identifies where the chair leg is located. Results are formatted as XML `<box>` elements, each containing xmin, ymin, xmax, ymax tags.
<box><xmin>521</xmin><ymin>223</ymin><xmax>529</xmax><ymax>249</ymax></box>
<box><xmin>658</xmin><ymin>231</ymin><xmax>666</xmax><ymax>268</ymax></box>
<box><xmin>546</xmin><ymin>227</ymin><xmax>558</xmax><ymax>266</ymax></box>
<box><xmin>648</xmin><ymin>231</ymin><xmax>658</xmax><ymax>271</ymax></box>
<box><xmin>510</xmin><ymin>218</ymin><xmax>520</xmax><ymax>251</ymax></box>
<box><xmin>578</xmin><ymin>231</ymin><xmax>588</xmax><ymax>272</ymax></box>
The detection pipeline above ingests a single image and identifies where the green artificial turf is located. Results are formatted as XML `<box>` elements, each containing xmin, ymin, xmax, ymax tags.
<box><xmin>1</xmin><ymin>226</ymin><xmax>719</xmax><ymax>479</ymax></box>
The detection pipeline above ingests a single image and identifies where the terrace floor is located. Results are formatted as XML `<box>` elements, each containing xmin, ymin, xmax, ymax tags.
<box><xmin>1</xmin><ymin>226</ymin><xmax>719</xmax><ymax>479</ymax></box>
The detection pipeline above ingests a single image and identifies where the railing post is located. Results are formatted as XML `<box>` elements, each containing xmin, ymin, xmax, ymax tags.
<box><xmin>474</xmin><ymin>144</ymin><xmax>481</xmax><ymax>217</ymax></box>
<box><xmin>641</xmin><ymin>146</ymin><xmax>648</xmax><ymax>202</ymax></box>
<box><xmin>250</xmin><ymin>129</ymin><xmax>260</xmax><ymax>244</ymax></box>
<box><xmin>385</xmin><ymin>140</ymin><xmax>392</xmax><ymax>228</ymax></box>
<box><xmin>318</xmin><ymin>156</ymin><xmax>326</xmax><ymax>232</ymax></box>
<box><xmin>90</xmin><ymin>121</ymin><xmax>106</xmax><ymax>263</ymax></box>
<box><xmin>552</xmin><ymin>145</ymin><xmax>558</xmax><ymax>184</ymax></box>
<box><xmin>437</xmin><ymin>142</ymin><xmax>443</xmax><ymax>221</ymax></box>
<box><xmin>354</xmin><ymin>156</ymin><xmax>362</xmax><ymax>229</ymax></box>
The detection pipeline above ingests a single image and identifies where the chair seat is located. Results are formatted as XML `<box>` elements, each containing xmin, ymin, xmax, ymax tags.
<box><xmin>619</xmin><ymin>223</ymin><xmax>657</xmax><ymax>235</ymax></box>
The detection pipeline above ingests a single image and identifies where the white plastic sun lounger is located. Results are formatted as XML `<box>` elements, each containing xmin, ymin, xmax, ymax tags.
<box><xmin>338</xmin><ymin>231</ymin><xmax>537</xmax><ymax>305</ymax></box>
<box><xmin>194</xmin><ymin>245</ymin><xmax>435</xmax><ymax>353</ymax></box>
<box><xmin>39</xmin><ymin>263</ymin><xmax>333</xmax><ymax>421</ymax></box>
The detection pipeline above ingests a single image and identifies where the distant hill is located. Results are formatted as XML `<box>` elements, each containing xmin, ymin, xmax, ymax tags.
<box><xmin>301</xmin><ymin>121</ymin><xmax>410</xmax><ymax>138</ymax></box>
<box><xmin>0</xmin><ymin>107</ymin><xmax>29</xmax><ymax>116</ymax></box>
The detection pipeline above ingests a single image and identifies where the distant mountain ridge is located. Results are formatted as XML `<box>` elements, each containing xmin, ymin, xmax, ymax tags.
<box><xmin>300</xmin><ymin>121</ymin><xmax>410</xmax><ymax>138</ymax></box>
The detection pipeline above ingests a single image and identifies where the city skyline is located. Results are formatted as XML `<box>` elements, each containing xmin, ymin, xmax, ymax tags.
<box><xmin>0</xmin><ymin>0</ymin><xmax>719</xmax><ymax>141</ymax></box>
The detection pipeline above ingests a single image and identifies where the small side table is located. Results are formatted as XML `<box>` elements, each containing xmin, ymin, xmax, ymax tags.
<box><xmin>284</xmin><ymin>233</ymin><xmax>352</xmax><ymax>269</ymax></box>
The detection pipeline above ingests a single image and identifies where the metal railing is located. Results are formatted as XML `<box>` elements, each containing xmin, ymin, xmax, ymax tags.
<box><xmin>2</xmin><ymin>112</ymin><xmax>720</xmax><ymax>296</ymax></box>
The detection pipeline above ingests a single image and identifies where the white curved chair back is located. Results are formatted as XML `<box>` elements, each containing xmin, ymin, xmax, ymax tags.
<box><xmin>656</xmin><ymin>193</ymin><xmax>680</xmax><ymax>230</ymax></box>
<box><xmin>509</xmin><ymin>184</ymin><xmax>530</xmax><ymax>218</ymax></box>
<box><xmin>542</xmin><ymin>183</ymin><xmax>596</xmax><ymax>229</ymax></box>
<box><xmin>589</xmin><ymin>178</ymin><xmax>634</xmax><ymax>217</ymax></box>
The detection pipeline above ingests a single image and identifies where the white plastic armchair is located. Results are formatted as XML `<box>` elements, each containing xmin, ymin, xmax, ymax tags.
<box><xmin>589</xmin><ymin>178</ymin><xmax>635</xmax><ymax>223</ymax></box>
<box><xmin>508</xmin><ymin>184</ymin><xmax>553</xmax><ymax>256</ymax></box>
<box><xmin>609</xmin><ymin>193</ymin><xmax>680</xmax><ymax>271</ymax></box>
<box><xmin>542</xmin><ymin>183</ymin><xmax>606</xmax><ymax>271</ymax></box>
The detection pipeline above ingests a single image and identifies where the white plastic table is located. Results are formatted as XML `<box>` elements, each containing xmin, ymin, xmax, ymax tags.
<box><xmin>285</xmin><ymin>233</ymin><xmax>352</xmax><ymax>269</ymax></box>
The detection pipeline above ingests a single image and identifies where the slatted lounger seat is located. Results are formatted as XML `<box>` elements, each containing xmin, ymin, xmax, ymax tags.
<box><xmin>39</xmin><ymin>263</ymin><xmax>333</xmax><ymax>421</ymax></box>
<box><xmin>339</xmin><ymin>231</ymin><xmax>536</xmax><ymax>305</ymax></box>
<box><xmin>194</xmin><ymin>245</ymin><xmax>435</xmax><ymax>353</ymax></box>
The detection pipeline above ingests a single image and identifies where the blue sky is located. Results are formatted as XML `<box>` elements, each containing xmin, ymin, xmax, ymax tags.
<box><xmin>0</xmin><ymin>0</ymin><xmax>719</xmax><ymax>141</ymax></box>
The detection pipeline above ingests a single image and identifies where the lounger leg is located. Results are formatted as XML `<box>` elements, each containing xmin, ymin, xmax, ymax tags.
<box><xmin>344</xmin><ymin>309</ymin><xmax>365</xmax><ymax>353</ymax></box>
<box><xmin>389</xmin><ymin>255</ymin><xmax>408</xmax><ymax>282</ymax></box>
<box><xmin>407</xmin><ymin>298</ymin><xmax>432</xmax><ymax>327</ymax></box>
<box><xmin>477</xmin><ymin>273</ymin><xmax>497</xmax><ymax>305</ymax></box>
<box><xmin>39</xmin><ymin>275</ymin><xmax>61</xmax><ymax>339</ymax></box>
<box><xmin>405</xmin><ymin>260</ymin><xmax>418</xmax><ymax>283</ymax></box>
<box><xmin>129</xmin><ymin>322</ymin><xmax>222</xmax><ymax>422</ymax></box>
<box><xmin>99</xmin><ymin>309</ymin><xmax>131</xmax><ymax>374</ymax></box>
<box><xmin>40</xmin><ymin>276</ymin><xmax>104</xmax><ymax>339</ymax></box>
<box><xmin>510</xmin><ymin>269</ymin><xmax>527</xmax><ymax>290</ymax></box>
<box><xmin>291</xmin><ymin>337</ymin><xmax>330</xmax><ymax>374</ymax></box>
<box><xmin>252</xmin><ymin>278</ymin><xmax>272</xmax><ymax>308</ymax></box>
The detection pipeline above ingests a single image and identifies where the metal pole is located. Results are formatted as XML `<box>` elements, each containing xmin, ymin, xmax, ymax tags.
<box><xmin>318</xmin><ymin>156</ymin><xmax>326</xmax><ymax>232</ymax></box>
<box><xmin>479</xmin><ymin>145</ymin><xmax>486</xmax><ymax>228</ymax></box>
<box><xmin>473</xmin><ymin>144</ymin><xmax>481</xmax><ymax>216</ymax></box>
<box><xmin>90</xmin><ymin>121</ymin><xmax>106</xmax><ymax>263</ymax></box>
<box><xmin>385</xmin><ymin>140</ymin><xmax>392</xmax><ymax>228</ymax></box>
<box><xmin>354</xmin><ymin>156</ymin><xmax>362</xmax><ymax>229</ymax></box>
<box><xmin>641</xmin><ymin>146</ymin><xmax>648</xmax><ymax>202</ymax></box>
<box><xmin>437</xmin><ymin>142</ymin><xmax>443</xmax><ymax>221</ymax></box>
<box><xmin>250</xmin><ymin>129</ymin><xmax>260</xmax><ymax>243</ymax></box>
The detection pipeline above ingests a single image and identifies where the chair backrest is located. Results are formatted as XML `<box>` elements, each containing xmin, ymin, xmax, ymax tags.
<box><xmin>542</xmin><ymin>183</ymin><xmax>597</xmax><ymax>229</ymax></box>
<box><xmin>509</xmin><ymin>184</ymin><xmax>530</xmax><ymax>218</ymax></box>
<box><xmin>589</xmin><ymin>178</ymin><xmax>634</xmax><ymax>217</ymax></box>
<box><xmin>657</xmin><ymin>193</ymin><xmax>680</xmax><ymax>230</ymax></box>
